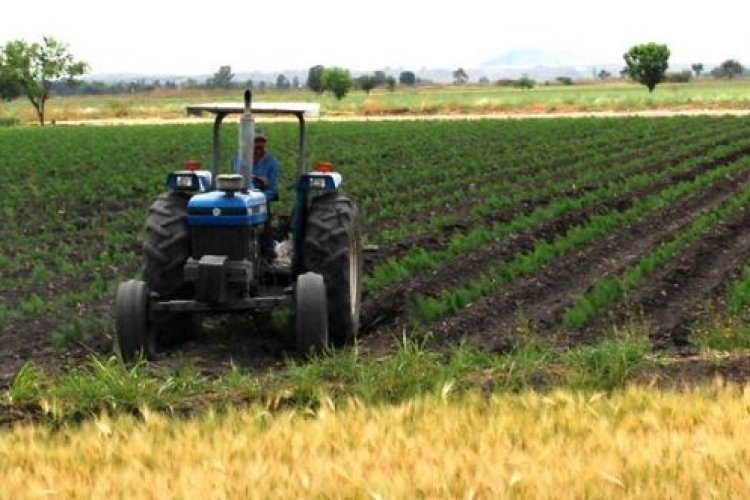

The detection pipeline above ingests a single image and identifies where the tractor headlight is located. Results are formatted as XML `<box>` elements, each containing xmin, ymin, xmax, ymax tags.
<box><xmin>167</xmin><ymin>171</ymin><xmax>200</xmax><ymax>191</ymax></box>
<box><xmin>310</xmin><ymin>177</ymin><xmax>328</xmax><ymax>190</ymax></box>
<box><xmin>176</xmin><ymin>175</ymin><xmax>194</xmax><ymax>188</ymax></box>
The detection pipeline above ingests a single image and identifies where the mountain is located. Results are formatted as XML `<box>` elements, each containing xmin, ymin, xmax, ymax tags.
<box><xmin>481</xmin><ymin>49</ymin><xmax>589</xmax><ymax>69</ymax></box>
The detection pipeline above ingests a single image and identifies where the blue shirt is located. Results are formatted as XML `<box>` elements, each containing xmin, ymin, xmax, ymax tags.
<box><xmin>232</xmin><ymin>152</ymin><xmax>280</xmax><ymax>201</ymax></box>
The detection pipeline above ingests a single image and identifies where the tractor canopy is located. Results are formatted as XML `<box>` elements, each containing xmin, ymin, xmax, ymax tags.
<box><xmin>187</xmin><ymin>99</ymin><xmax>320</xmax><ymax>183</ymax></box>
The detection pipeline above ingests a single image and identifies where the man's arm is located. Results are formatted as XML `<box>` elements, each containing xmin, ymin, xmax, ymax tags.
<box><xmin>253</xmin><ymin>155</ymin><xmax>280</xmax><ymax>201</ymax></box>
<box><xmin>265</xmin><ymin>155</ymin><xmax>280</xmax><ymax>201</ymax></box>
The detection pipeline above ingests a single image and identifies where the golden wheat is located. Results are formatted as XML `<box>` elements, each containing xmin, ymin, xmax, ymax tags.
<box><xmin>2</xmin><ymin>384</ymin><xmax>750</xmax><ymax>498</ymax></box>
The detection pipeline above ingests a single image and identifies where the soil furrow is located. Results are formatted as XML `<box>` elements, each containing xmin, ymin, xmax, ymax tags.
<box><xmin>595</xmin><ymin>205</ymin><xmax>750</xmax><ymax>348</ymax></box>
<box><xmin>364</xmin><ymin>139</ymin><xmax>750</xmax><ymax>273</ymax></box>
<box><xmin>461</xmin><ymin>168</ymin><xmax>750</xmax><ymax>348</ymax></box>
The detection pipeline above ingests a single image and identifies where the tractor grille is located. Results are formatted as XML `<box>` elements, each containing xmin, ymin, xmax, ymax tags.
<box><xmin>191</xmin><ymin>226</ymin><xmax>256</xmax><ymax>261</ymax></box>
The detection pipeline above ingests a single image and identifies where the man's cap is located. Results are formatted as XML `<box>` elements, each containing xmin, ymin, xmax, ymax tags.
<box><xmin>254</xmin><ymin>132</ymin><xmax>267</xmax><ymax>143</ymax></box>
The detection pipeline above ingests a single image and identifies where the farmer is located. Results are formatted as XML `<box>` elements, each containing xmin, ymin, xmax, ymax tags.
<box><xmin>249</xmin><ymin>132</ymin><xmax>280</xmax><ymax>201</ymax></box>
<box><xmin>233</xmin><ymin>132</ymin><xmax>280</xmax><ymax>257</ymax></box>
<box><xmin>232</xmin><ymin>132</ymin><xmax>279</xmax><ymax>200</ymax></box>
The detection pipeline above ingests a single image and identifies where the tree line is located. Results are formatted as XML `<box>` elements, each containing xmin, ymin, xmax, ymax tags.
<box><xmin>1</xmin><ymin>36</ymin><xmax>747</xmax><ymax>125</ymax></box>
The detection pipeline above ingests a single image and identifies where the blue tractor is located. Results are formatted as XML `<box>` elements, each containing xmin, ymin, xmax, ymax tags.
<box><xmin>114</xmin><ymin>91</ymin><xmax>363</xmax><ymax>360</ymax></box>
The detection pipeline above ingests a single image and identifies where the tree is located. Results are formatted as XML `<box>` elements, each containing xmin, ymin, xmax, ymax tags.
<box><xmin>276</xmin><ymin>74</ymin><xmax>290</xmax><ymax>89</ymax></box>
<box><xmin>515</xmin><ymin>75</ymin><xmax>535</xmax><ymax>89</ymax></box>
<box><xmin>209</xmin><ymin>65</ymin><xmax>234</xmax><ymax>88</ymax></box>
<box><xmin>598</xmin><ymin>69</ymin><xmax>611</xmax><ymax>80</ymax></box>
<box><xmin>453</xmin><ymin>67</ymin><xmax>468</xmax><ymax>85</ymax></box>
<box><xmin>356</xmin><ymin>75</ymin><xmax>377</xmax><ymax>94</ymax></box>
<box><xmin>0</xmin><ymin>65</ymin><xmax>21</xmax><ymax>100</ymax></box>
<box><xmin>373</xmin><ymin>71</ymin><xmax>387</xmax><ymax>86</ymax></box>
<box><xmin>323</xmin><ymin>67</ymin><xmax>352</xmax><ymax>100</ymax></box>
<box><xmin>307</xmin><ymin>65</ymin><xmax>325</xmax><ymax>93</ymax></box>
<box><xmin>478</xmin><ymin>77</ymin><xmax>490</xmax><ymax>86</ymax></box>
<box><xmin>0</xmin><ymin>37</ymin><xmax>87</xmax><ymax>125</ymax></box>
<box><xmin>291</xmin><ymin>76</ymin><xmax>300</xmax><ymax>89</ymax></box>
<box><xmin>399</xmin><ymin>71</ymin><xmax>416</xmax><ymax>86</ymax></box>
<box><xmin>622</xmin><ymin>43</ymin><xmax>670</xmax><ymax>93</ymax></box>
<box><xmin>711</xmin><ymin>59</ymin><xmax>744</xmax><ymax>79</ymax></box>
<box><xmin>691</xmin><ymin>63</ymin><xmax>704</xmax><ymax>78</ymax></box>
<box><xmin>385</xmin><ymin>76</ymin><xmax>396</xmax><ymax>91</ymax></box>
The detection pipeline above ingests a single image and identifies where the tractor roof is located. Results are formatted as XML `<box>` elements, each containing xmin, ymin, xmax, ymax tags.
<box><xmin>186</xmin><ymin>102</ymin><xmax>320</xmax><ymax>118</ymax></box>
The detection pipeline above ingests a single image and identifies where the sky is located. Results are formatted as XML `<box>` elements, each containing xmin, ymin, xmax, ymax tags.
<box><xmin>1</xmin><ymin>0</ymin><xmax>748</xmax><ymax>76</ymax></box>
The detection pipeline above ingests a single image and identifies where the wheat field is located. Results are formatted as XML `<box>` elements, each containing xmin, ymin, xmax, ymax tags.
<box><xmin>2</xmin><ymin>384</ymin><xmax>750</xmax><ymax>498</ymax></box>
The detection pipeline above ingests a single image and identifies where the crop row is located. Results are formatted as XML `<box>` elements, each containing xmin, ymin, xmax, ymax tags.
<box><xmin>563</xmin><ymin>178</ymin><xmax>750</xmax><ymax>328</ymax></box>
<box><xmin>359</xmin><ymin>117</ymin><xmax>727</xmax><ymax>224</ymax></box>
<box><xmin>408</xmin><ymin>156</ymin><xmax>750</xmax><ymax>325</ymax></box>
<box><xmin>367</xmin><ymin>136</ymin><xmax>750</xmax><ymax>291</ymax></box>
<box><xmin>370</xmin><ymin>125</ymin><xmax>750</xmax><ymax>244</ymax></box>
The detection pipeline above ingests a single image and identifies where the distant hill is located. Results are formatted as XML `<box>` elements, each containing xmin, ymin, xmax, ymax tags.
<box><xmin>481</xmin><ymin>49</ymin><xmax>589</xmax><ymax>68</ymax></box>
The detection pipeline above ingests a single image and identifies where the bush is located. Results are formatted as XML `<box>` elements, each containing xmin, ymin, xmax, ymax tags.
<box><xmin>515</xmin><ymin>76</ymin><xmax>536</xmax><ymax>89</ymax></box>
<box><xmin>555</xmin><ymin>76</ymin><xmax>574</xmax><ymax>85</ymax></box>
<box><xmin>665</xmin><ymin>71</ymin><xmax>692</xmax><ymax>83</ymax></box>
<box><xmin>0</xmin><ymin>116</ymin><xmax>20</xmax><ymax>127</ymax></box>
<box><xmin>495</xmin><ymin>78</ymin><xmax>516</xmax><ymax>87</ymax></box>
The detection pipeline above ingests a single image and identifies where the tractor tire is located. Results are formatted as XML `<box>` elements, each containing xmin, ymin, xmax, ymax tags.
<box><xmin>115</xmin><ymin>279</ymin><xmax>154</xmax><ymax>362</ymax></box>
<box><xmin>295</xmin><ymin>272</ymin><xmax>329</xmax><ymax>353</ymax></box>
<box><xmin>143</xmin><ymin>191</ymin><xmax>191</xmax><ymax>298</ymax></box>
<box><xmin>141</xmin><ymin>191</ymin><xmax>197</xmax><ymax>345</ymax></box>
<box><xmin>303</xmin><ymin>193</ymin><xmax>363</xmax><ymax>347</ymax></box>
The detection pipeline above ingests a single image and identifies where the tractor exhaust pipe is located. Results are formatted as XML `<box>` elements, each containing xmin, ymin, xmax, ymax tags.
<box><xmin>238</xmin><ymin>89</ymin><xmax>255</xmax><ymax>190</ymax></box>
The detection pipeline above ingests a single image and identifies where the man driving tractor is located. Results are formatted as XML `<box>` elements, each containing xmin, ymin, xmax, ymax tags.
<box><xmin>233</xmin><ymin>132</ymin><xmax>280</xmax><ymax>257</ymax></box>
<box><xmin>234</xmin><ymin>132</ymin><xmax>279</xmax><ymax>200</ymax></box>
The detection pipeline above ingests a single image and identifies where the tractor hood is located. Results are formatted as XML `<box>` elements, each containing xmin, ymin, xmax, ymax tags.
<box><xmin>187</xmin><ymin>190</ymin><xmax>268</xmax><ymax>227</ymax></box>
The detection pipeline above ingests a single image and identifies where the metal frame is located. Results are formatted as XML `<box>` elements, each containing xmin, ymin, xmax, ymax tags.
<box><xmin>186</xmin><ymin>99</ymin><xmax>320</xmax><ymax>186</ymax></box>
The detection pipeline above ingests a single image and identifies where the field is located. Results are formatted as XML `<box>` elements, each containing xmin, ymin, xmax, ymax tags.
<box><xmin>5</xmin><ymin>114</ymin><xmax>750</xmax><ymax>492</ymax></box>
<box><xmin>5</xmin><ymin>116</ymin><xmax>750</xmax><ymax>383</ymax></box>
<box><xmin>1</xmin><ymin>80</ymin><xmax>750</xmax><ymax>123</ymax></box>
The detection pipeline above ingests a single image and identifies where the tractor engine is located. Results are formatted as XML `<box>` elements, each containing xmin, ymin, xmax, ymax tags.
<box><xmin>184</xmin><ymin>174</ymin><xmax>267</xmax><ymax>302</ymax></box>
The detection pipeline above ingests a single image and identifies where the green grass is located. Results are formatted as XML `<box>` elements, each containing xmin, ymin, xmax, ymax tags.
<box><xmin>4</xmin><ymin>328</ymin><xmax>656</xmax><ymax>425</ymax></box>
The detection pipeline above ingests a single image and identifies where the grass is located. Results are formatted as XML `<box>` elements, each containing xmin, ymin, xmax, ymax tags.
<box><xmin>1</xmin><ymin>80</ymin><xmax>749</xmax><ymax>124</ymax></box>
<box><xmin>4</xmin><ymin>327</ymin><xmax>653</xmax><ymax>426</ymax></box>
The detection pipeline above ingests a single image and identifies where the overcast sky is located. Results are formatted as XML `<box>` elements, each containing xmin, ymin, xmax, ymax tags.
<box><xmin>1</xmin><ymin>0</ymin><xmax>748</xmax><ymax>75</ymax></box>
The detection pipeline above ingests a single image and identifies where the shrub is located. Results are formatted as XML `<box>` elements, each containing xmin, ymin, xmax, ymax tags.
<box><xmin>0</xmin><ymin>116</ymin><xmax>20</xmax><ymax>127</ymax></box>
<box><xmin>665</xmin><ymin>71</ymin><xmax>692</xmax><ymax>83</ymax></box>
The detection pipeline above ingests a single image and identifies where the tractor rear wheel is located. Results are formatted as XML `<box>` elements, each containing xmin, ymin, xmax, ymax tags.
<box><xmin>295</xmin><ymin>272</ymin><xmax>329</xmax><ymax>353</ymax></box>
<box><xmin>142</xmin><ymin>191</ymin><xmax>199</xmax><ymax>345</ymax></box>
<box><xmin>303</xmin><ymin>193</ymin><xmax>363</xmax><ymax>347</ymax></box>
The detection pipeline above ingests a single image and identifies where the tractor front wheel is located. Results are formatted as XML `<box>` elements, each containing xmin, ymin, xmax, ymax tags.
<box><xmin>295</xmin><ymin>272</ymin><xmax>329</xmax><ymax>353</ymax></box>
<box><xmin>115</xmin><ymin>279</ymin><xmax>154</xmax><ymax>362</ymax></box>
<box><xmin>303</xmin><ymin>193</ymin><xmax>363</xmax><ymax>347</ymax></box>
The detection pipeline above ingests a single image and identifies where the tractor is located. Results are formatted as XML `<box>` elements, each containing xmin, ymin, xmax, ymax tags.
<box><xmin>114</xmin><ymin>90</ymin><xmax>363</xmax><ymax>361</ymax></box>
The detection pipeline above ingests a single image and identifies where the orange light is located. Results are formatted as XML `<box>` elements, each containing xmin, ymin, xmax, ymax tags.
<box><xmin>315</xmin><ymin>161</ymin><xmax>333</xmax><ymax>173</ymax></box>
<box><xmin>185</xmin><ymin>160</ymin><xmax>201</xmax><ymax>171</ymax></box>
